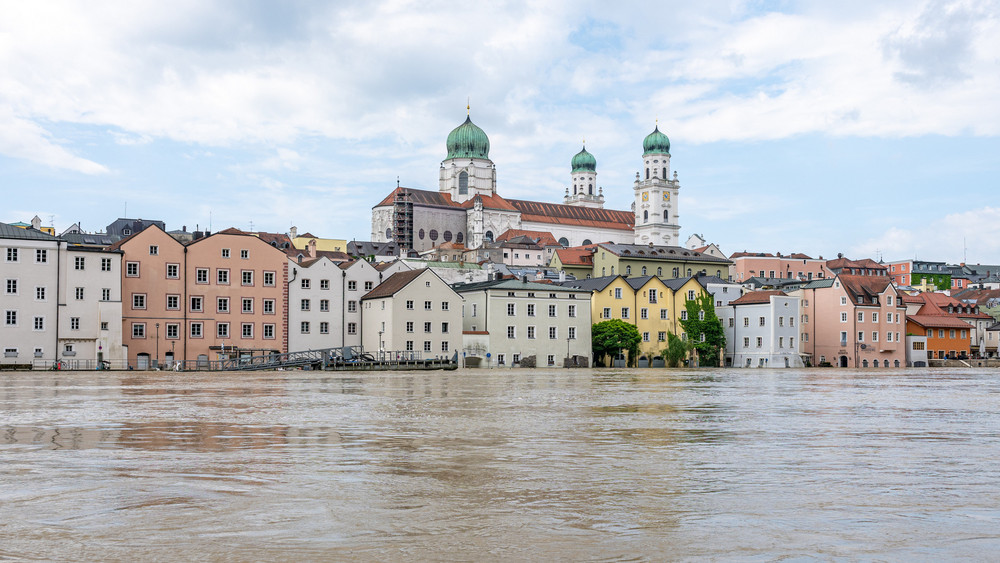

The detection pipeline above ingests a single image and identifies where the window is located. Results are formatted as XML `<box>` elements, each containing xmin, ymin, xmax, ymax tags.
<box><xmin>699</xmin><ymin>311</ymin><xmax>705</xmax><ymax>321</ymax></box>
<box><xmin>660</xmin><ymin>309</ymin><xmax>668</xmax><ymax>320</ymax></box>
<box><xmin>406</xmin><ymin>300</ymin><xmax>414</xmax><ymax>310</ymax></box>
<box><xmin>547</xmin><ymin>354</ymin><xmax>555</xmax><ymax>366</ymax></box>
<box><xmin>190</xmin><ymin>322</ymin><xmax>203</xmax><ymax>338</ymax></box>
<box><xmin>744</xmin><ymin>317</ymin><xmax>749</xmax><ymax>327</ymax></box>
<box><xmin>217</xmin><ymin>269</ymin><xmax>229</xmax><ymax>284</ymax></box>
<box><xmin>728</xmin><ymin>318</ymin><xmax>734</xmax><ymax>327</ymax></box>
<box><xmin>300</xmin><ymin>321</ymin><xmax>310</xmax><ymax>334</ymax></box>
<box><xmin>347</xmin><ymin>322</ymin><xmax>357</xmax><ymax>335</ymax></box>
<box><xmin>887</xmin><ymin>296</ymin><xmax>893</xmax><ymax>306</ymax></box>
<box><xmin>347</xmin><ymin>301</ymin><xmax>357</xmax><ymax>313</ymax></box>
<box><xmin>527</xmin><ymin>326</ymin><xmax>536</xmax><ymax>339</ymax></box>
<box><xmin>102</xmin><ymin>288</ymin><xmax>111</xmax><ymax>301</ymax></box>
<box><xmin>242</xmin><ymin>298</ymin><xmax>253</xmax><ymax>313</ymax></box>
<box><xmin>743</xmin><ymin>337</ymin><xmax>750</xmax><ymax>348</ymax></box>
<box><xmin>70</xmin><ymin>317</ymin><xmax>80</xmax><ymax>330</ymax></box>
<box><xmin>549</xmin><ymin>304</ymin><xmax>557</xmax><ymax>317</ymax></box>
<box><xmin>301</xmin><ymin>299</ymin><xmax>311</xmax><ymax>311</ymax></box>
<box><xmin>886</xmin><ymin>332</ymin><xmax>893</xmax><ymax>342</ymax></box>
<box><xmin>196</xmin><ymin>268</ymin><xmax>208</xmax><ymax>283</ymax></box>
<box><xmin>75</xmin><ymin>287</ymin><xmax>84</xmax><ymax>300</ymax></box>
<box><xmin>471</xmin><ymin>303</ymin><xmax>478</xmax><ymax>317</ymax></box>
<box><xmin>362</xmin><ymin>281</ymin><xmax>373</xmax><ymax>291</ymax></box>
<box><xmin>6</xmin><ymin>248</ymin><xmax>18</xmax><ymax>262</ymax></box>
<box><xmin>441</xmin><ymin>301</ymin><xmax>449</xmax><ymax>311</ymax></box>
<box><xmin>5</xmin><ymin>311</ymin><xmax>16</xmax><ymax>326</ymax></box>
<box><xmin>658</xmin><ymin>331</ymin><xmax>666</xmax><ymax>342</ymax></box>
<box><xmin>549</xmin><ymin>326</ymin><xmax>558</xmax><ymax>339</ymax></box>
<box><xmin>190</xmin><ymin>296</ymin><xmax>203</xmax><ymax>312</ymax></box>
<box><xmin>35</xmin><ymin>286</ymin><xmax>45</xmax><ymax>300</ymax></box>
<box><xmin>126</xmin><ymin>262</ymin><xmax>139</xmax><ymax>277</ymax></box>
<box><xmin>569</xmin><ymin>327</ymin><xmax>577</xmax><ymax>340</ymax></box>
<box><xmin>4</xmin><ymin>279</ymin><xmax>16</xmax><ymax>295</ymax></box>
<box><xmin>240</xmin><ymin>249</ymin><xmax>249</xmax><ymax>259</ymax></box>
<box><xmin>406</xmin><ymin>321</ymin><xmax>414</xmax><ymax>333</ymax></box>
<box><xmin>242</xmin><ymin>270</ymin><xmax>253</xmax><ymax>286</ymax></box>
<box><xmin>497</xmin><ymin>354</ymin><xmax>505</xmax><ymax>365</ymax></box>
<box><xmin>681</xmin><ymin>311</ymin><xmax>688</xmax><ymax>321</ymax></box>
<box><xmin>858</xmin><ymin>311</ymin><xmax>864</xmax><ymax>323</ymax></box>
<box><xmin>74</xmin><ymin>256</ymin><xmax>85</xmax><ymax>270</ymax></box>
<box><xmin>221</xmin><ymin>248</ymin><xmax>230</xmax><ymax>259</ymax></box>
<box><xmin>643</xmin><ymin>332</ymin><xmax>650</xmax><ymax>342</ymax></box>
<box><xmin>756</xmin><ymin>337</ymin><xmax>762</xmax><ymax>348</ymax></box>
<box><xmin>568</xmin><ymin>305</ymin><xmax>576</xmax><ymax>318</ymax></box>
<box><xmin>641</xmin><ymin>308</ymin><xmax>648</xmax><ymax>320</ymax></box>
<box><xmin>301</xmin><ymin>278</ymin><xmax>311</xmax><ymax>289</ymax></box>
<box><xmin>424</xmin><ymin>341</ymin><xmax>432</xmax><ymax>352</ymax></box>
<box><xmin>508</xmin><ymin>303</ymin><xmax>516</xmax><ymax>316</ymax></box>
<box><xmin>132</xmin><ymin>294</ymin><xmax>146</xmax><ymax>309</ymax></box>
<box><xmin>621</xmin><ymin>307</ymin><xmax>630</xmax><ymax>319</ymax></box>
<box><xmin>167</xmin><ymin>264</ymin><xmax>179</xmax><ymax>278</ymax></box>
<box><xmin>167</xmin><ymin>295</ymin><xmax>180</xmax><ymax>310</ymax></box>
<box><xmin>614</xmin><ymin>288</ymin><xmax>622</xmax><ymax>299</ymax></box>
<box><xmin>35</xmin><ymin>249</ymin><xmax>47</xmax><ymax>263</ymax></box>
<box><xmin>218</xmin><ymin>322</ymin><xmax>230</xmax><ymax>338</ymax></box>
<box><xmin>789</xmin><ymin>316</ymin><xmax>794</xmax><ymax>327</ymax></box>
<box><xmin>242</xmin><ymin>323</ymin><xmax>254</xmax><ymax>338</ymax></box>
<box><xmin>648</xmin><ymin>288</ymin><xmax>657</xmax><ymax>303</ymax></box>
<box><xmin>320</xmin><ymin>299</ymin><xmax>329</xmax><ymax>312</ymax></box>
<box><xmin>841</xmin><ymin>312</ymin><xmax>848</xmax><ymax>322</ymax></box>
<box><xmin>424</xmin><ymin>322</ymin><xmax>432</xmax><ymax>333</ymax></box>
<box><xmin>132</xmin><ymin>322</ymin><xmax>145</xmax><ymax>338</ymax></box>
<box><xmin>149</xmin><ymin>245</ymin><xmax>159</xmax><ymax>256</ymax></box>
<box><xmin>263</xmin><ymin>299</ymin><xmax>275</xmax><ymax>314</ymax></box>
<box><xmin>840</xmin><ymin>297</ymin><xmax>847</xmax><ymax>305</ymax></box>
<box><xmin>264</xmin><ymin>271</ymin><xmax>276</xmax><ymax>286</ymax></box>
<box><xmin>779</xmin><ymin>317</ymin><xmax>784</xmax><ymax>327</ymax></box>
<box><xmin>425</xmin><ymin>301</ymin><xmax>432</xmax><ymax>311</ymax></box>
<box><xmin>442</xmin><ymin>322</ymin><xmax>449</xmax><ymax>333</ymax></box>
<box><xmin>442</xmin><ymin>341</ymin><xmax>450</xmax><ymax>352</ymax></box>
<box><xmin>688</xmin><ymin>290</ymin><xmax>696</xmax><ymax>300</ymax></box>
<box><xmin>405</xmin><ymin>340</ymin><xmax>414</xmax><ymax>351</ymax></box>
<box><xmin>778</xmin><ymin>336</ymin><xmax>784</xmax><ymax>348</ymax></box>
<box><xmin>217</xmin><ymin>297</ymin><xmax>230</xmax><ymax>313</ymax></box>
<box><xmin>165</xmin><ymin>323</ymin><xmax>179</xmax><ymax>339</ymax></box>
<box><xmin>858</xmin><ymin>331</ymin><xmax>864</xmax><ymax>342</ymax></box>
<box><xmin>507</xmin><ymin>326</ymin><xmax>516</xmax><ymax>339</ymax></box>
<box><xmin>603</xmin><ymin>307</ymin><xmax>611</xmax><ymax>319</ymax></box>
<box><xmin>872</xmin><ymin>312</ymin><xmax>879</xmax><ymax>323</ymax></box>
<box><xmin>527</xmin><ymin>304</ymin><xmax>535</xmax><ymax>317</ymax></box>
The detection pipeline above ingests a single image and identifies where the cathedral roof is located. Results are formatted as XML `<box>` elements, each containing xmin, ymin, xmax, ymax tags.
<box><xmin>643</xmin><ymin>125</ymin><xmax>670</xmax><ymax>156</ymax></box>
<box><xmin>571</xmin><ymin>145</ymin><xmax>596</xmax><ymax>172</ymax></box>
<box><xmin>496</xmin><ymin>229</ymin><xmax>560</xmax><ymax>247</ymax></box>
<box><xmin>445</xmin><ymin>116</ymin><xmax>490</xmax><ymax>160</ymax></box>
<box><xmin>507</xmin><ymin>199</ymin><xmax>634</xmax><ymax>231</ymax></box>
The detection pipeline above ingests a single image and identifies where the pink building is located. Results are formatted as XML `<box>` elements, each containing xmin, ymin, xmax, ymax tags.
<box><xmin>730</xmin><ymin>252</ymin><xmax>827</xmax><ymax>282</ymax></box>
<box><xmin>115</xmin><ymin>226</ymin><xmax>288</xmax><ymax>368</ymax></box>
<box><xmin>794</xmin><ymin>274</ymin><xmax>907</xmax><ymax>368</ymax></box>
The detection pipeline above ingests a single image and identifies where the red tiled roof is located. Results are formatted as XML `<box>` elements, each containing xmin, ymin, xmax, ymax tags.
<box><xmin>907</xmin><ymin>315</ymin><xmax>974</xmax><ymax>329</ymax></box>
<box><xmin>554</xmin><ymin>246</ymin><xmax>596</xmax><ymax>266</ymax></box>
<box><xmin>459</xmin><ymin>193</ymin><xmax>519</xmax><ymax>211</ymax></box>
<box><xmin>509</xmin><ymin>198</ymin><xmax>633</xmax><ymax>230</ymax></box>
<box><xmin>360</xmin><ymin>269</ymin><xmax>424</xmax><ymax>300</ymax></box>
<box><xmin>827</xmin><ymin>257</ymin><xmax>887</xmax><ymax>271</ymax></box>
<box><xmin>496</xmin><ymin>229</ymin><xmax>560</xmax><ymax>247</ymax></box>
<box><xmin>374</xmin><ymin>187</ymin><xmax>457</xmax><ymax>208</ymax></box>
<box><xmin>838</xmin><ymin>274</ymin><xmax>895</xmax><ymax>304</ymax></box>
<box><xmin>730</xmin><ymin>290</ymin><xmax>784</xmax><ymax>305</ymax></box>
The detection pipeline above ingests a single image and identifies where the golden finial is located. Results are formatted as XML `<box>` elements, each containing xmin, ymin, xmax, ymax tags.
<box><xmin>467</xmin><ymin>97</ymin><xmax>470</xmax><ymax>115</ymax></box>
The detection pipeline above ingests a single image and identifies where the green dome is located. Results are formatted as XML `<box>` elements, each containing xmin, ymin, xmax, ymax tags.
<box><xmin>642</xmin><ymin>125</ymin><xmax>671</xmax><ymax>156</ymax></box>
<box><xmin>571</xmin><ymin>145</ymin><xmax>596</xmax><ymax>172</ymax></box>
<box><xmin>446</xmin><ymin>116</ymin><xmax>490</xmax><ymax>159</ymax></box>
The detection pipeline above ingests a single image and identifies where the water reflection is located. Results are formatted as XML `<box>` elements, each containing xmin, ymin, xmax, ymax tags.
<box><xmin>1</xmin><ymin>368</ymin><xmax>999</xmax><ymax>560</ymax></box>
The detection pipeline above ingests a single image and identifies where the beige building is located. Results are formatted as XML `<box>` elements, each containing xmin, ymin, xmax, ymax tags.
<box><xmin>360</xmin><ymin>269</ymin><xmax>462</xmax><ymax>357</ymax></box>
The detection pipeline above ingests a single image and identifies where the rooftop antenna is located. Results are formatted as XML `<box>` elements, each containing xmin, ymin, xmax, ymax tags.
<box><xmin>249</xmin><ymin>220</ymin><xmax>254</xmax><ymax>232</ymax></box>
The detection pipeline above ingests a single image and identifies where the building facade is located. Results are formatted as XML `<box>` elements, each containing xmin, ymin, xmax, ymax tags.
<box><xmin>720</xmin><ymin>291</ymin><xmax>804</xmax><ymax>368</ymax></box>
<box><xmin>359</xmin><ymin>269</ymin><xmax>462</xmax><ymax>357</ymax></box>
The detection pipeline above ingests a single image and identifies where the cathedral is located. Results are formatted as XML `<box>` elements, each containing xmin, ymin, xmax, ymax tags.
<box><xmin>371</xmin><ymin>113</ymin><xmax>682</xmax><ymax>253</ymax></box>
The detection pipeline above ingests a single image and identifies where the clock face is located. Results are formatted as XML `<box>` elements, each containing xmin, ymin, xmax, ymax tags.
<box><xmin>642</xmin><ymin>192</ymin><xmax>649</xmax><ymax>202</ymax></box>
<box><xmin>663</xmin><ymin>192</ymin><xmax>670</xmax><ymax>201</ymax></box>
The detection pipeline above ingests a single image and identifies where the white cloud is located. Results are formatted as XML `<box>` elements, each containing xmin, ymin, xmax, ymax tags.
<box><xmin>852</xmin><ymin>207</ymin><xmax>1000</xmax><ymax>262</ymax></box>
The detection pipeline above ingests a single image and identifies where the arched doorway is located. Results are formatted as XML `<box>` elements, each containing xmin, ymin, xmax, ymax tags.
<box><xmin>839</xmin><ymin>355</ymin><xmax>848</xmax><ymax>367</ymax></box>
<box><xmin>136</xmin><ymin>353</ymin><xmax>150</xmax><ymax>370</ymax></box>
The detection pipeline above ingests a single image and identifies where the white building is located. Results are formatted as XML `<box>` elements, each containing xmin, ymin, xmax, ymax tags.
<box><xmin>2</xmin><ymin>224</ymin><xmax>60</xmax><ymax>365</ymax></box>
<box><xmin>59</xmin><ymin>246</ymin><xmax>125</xmax><ymax>367</ymax></box>
<box><xmin>360</xmin><ymin>269</ymin><xmax>462</xmax><ymax>357</ymax></box>
<box><xmin>452</xmin><ymin>277</ymin><xmax>592</xmax><ymax>368</ymax></box>
<box><xmin>720</xmin><ymin>290</ymin><xmax>804</xmax><ymax>368</ymax></box>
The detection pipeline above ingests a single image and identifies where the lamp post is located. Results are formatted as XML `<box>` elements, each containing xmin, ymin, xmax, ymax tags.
<box><xmin>566</xmin><ymin>336</ymin><xmax>571</xmax><ymax>368</ymax></box>
<box><xmin>155</xmin><ymin>323</ymin><xmax>160</xmax><ymax>369</ymax></box>
<box><xmin>171</xmin><ymin>340</ymin><xmax>176</xmax><ymax>370</ymax></box>
<box><xmin>378</xmin><ymin>330</ymin><xmax>384</xmax><ymax>361</ymax></box>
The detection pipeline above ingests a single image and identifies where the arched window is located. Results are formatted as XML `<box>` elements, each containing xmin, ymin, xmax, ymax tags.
<box><xmin>894</xmin><ymin>359</ymin><xmax>900</xmax><ymax>367</ymax></box>
<box><xmin>862</xmin><ymin>359</ymin><xmax>869</xmax><ymax>368</ymax></box>
<box><xmin>385</xmin><ymin>228</ymin><xmax>392</xmax><ymax>240</ymax></box>
<box><xmin>602</xmin><ymin>267</ymin><xmax>606</xmax><ymax>276</ymax></box>
<box><xmin>873</xmin><ymin>359</ymin><xmax>880</xmax><ymax>367</ymax></box>
<box><xmin>643</xmin><ymin>210</ymin><xmax>648</xmax><ymax>223</ymax></box>
<box><xmin>641</xmin><ymin>266</ymin><xmax>647</xmax><ymax>275</ymax></box>
<box><xmin>558</xmin><ymin>237</ymin><xmax>569</xmax><ymax>246</ymax></box>
<box><xmin>458</xmin><ymin>171</ymin><xmax>469</xmax><ymax>195</ymax></box>
<box><xmin>662</xmin><ymin>167</ymin><xmax>666</xmax><ymax>178</ymax></box>
<box><xmin>588</xmin><ymin>183</ymin><xmax>593</xmax><ymax>194</ymax></box>
<box><xmin>625</xmin><ymin>266</ymin><xmax>631</xmax><ymax>275</ymax></box>
<box><xmin>456</xmin><ymin>232</ymin><xmax>464</xmax><ymax>243</ymax></box>
<box><xmin>686</xmin><ymin>268</ymin><xmax>692</xmax><ymax>277</ymax></box>
<box><xmin>573</xmin><ymin>184</ymin><xmax>577</xmax><ymax>194</ymax></box>
<box><xmin>645</xmin><ymin>168</ymin><xmax>650</xmax><ymax>179</ymax></box>
<box><xmin>611</xmin><ymin>266</ymin><xmax>615</xmax><ymax>275</ymax></box>
<box><xmin>443</xmin><ymin>231</ymin><xmax>452</xmax><ymax>242</ymax></box>
<box><xmin>485</xmin><ymin>230</ymin><xmax>494</xmax><ymax>242</ymax></box>
<box><xmin>672</xmin><ymin>267</ymin><xmax>679</xmax><ymax>278</ymax></box>
<box><xmin>418</xmin><ymin>229</ymin><xmax>425</xmax><ymax>240</ymax></box>
<box><xmin>657</xmin><ymin>267</ymin><xmax>662</xmax><ymax>276</ymax></box>
<box><xmin>582</xmin><ymin>239</ymin><xmax>592</xmax><ymax>245</ymax></box>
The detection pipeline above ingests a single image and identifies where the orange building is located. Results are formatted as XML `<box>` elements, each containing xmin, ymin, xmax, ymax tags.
<box><xmin>906</xmin><ymin>315</ymin><xmax>971</xmax><ymax>359</ymax></box>
<box><xmin>114</xmin><ymin>226</ymin><xmax>288</xmax><ymax>368</ymax></box>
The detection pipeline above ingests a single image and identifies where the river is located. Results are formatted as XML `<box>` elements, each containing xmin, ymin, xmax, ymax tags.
<box><xmin>2</xmin><ymin>368</ymin><xmax>999</xmax><ymax>560</ymax></box>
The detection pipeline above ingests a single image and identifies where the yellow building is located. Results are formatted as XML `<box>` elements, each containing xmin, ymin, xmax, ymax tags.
<box><xmin>292</xmin><ymin>234</ymin><xmax>347</xmax><ymax>253</ymax></box>
<box><xmin>562</xmin><ymin>274</ymin><xmax>710</xmax><ymax>360</ymax></box>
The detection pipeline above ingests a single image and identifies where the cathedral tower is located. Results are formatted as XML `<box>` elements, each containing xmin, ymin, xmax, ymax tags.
<box><xmin>633</xmin><ymin>124</ymin><xmax>681</xmax><ymax>245</ymax></box>
<box><xmin>563</xmin><ymin>143</ymin><xmax>605</xmax><ymax>208</ymax></box>
<box><xmin>439</xmin><ymin>111</ymin><xmax>497</xmax><ymax>204</ymax></box>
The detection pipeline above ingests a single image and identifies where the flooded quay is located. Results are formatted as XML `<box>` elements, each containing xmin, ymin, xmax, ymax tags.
<box><xmin>2</xmin><ymin>368</ymin><xmax>999</xmax><ymax>561</ymax></box>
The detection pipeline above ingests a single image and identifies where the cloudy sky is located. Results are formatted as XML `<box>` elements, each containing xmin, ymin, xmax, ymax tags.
<box><xmin>3</xmin><ymin>0</ymin><xmax>999</xmax><ymax>264</ymax></box>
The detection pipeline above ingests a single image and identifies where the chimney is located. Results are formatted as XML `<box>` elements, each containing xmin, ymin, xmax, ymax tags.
<box><xmin>30</xmin><ymin>216</ymin><xmax>41</xmax><ymax>230</ymax></box>
<box><xmin>559</xmin><ymin>270</ymin><xmax>566</xmax><ymax>282</ymax></box>
<box><xmin>308</xmin><ymin>239</ymin><xmax>317</xmax><ymax>258</ymax></box>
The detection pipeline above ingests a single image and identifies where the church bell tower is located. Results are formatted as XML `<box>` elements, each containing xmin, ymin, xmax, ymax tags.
<box><xmin>633</xmin><ymin>124</ymin><xmax>680</xmax><ymax>245</ymax></box>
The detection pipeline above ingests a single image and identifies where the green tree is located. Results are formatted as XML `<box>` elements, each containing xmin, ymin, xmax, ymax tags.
<box><xmin>661</xmin><ymin>331</ymin><xmax>693</xmax><ymax>368</ymax></box>
<box><xmin>591</xmin><ymin>319</ymin><xmax>641</xmax><ymax>367</ymax></box>
<box><xmin>679</xmin><ymin>292</ymin><xmax>726</xmax><ymax>367</ymax></box>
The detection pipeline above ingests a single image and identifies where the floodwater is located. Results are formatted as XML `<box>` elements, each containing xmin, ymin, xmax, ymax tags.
<box><xmin>2</xmin><ymin>368</ymin><xmax>999</xmax><ymax>561</ymax></box>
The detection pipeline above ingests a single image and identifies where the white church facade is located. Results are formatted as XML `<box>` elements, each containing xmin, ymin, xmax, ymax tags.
<box><xmin>371</xmin><ymin>113</ymin><xmax>683</xmax><ymax>253</ymax></box>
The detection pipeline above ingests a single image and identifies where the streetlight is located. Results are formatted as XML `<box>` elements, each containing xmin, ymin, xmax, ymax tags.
<box><xmin>155</xmin><ymin>323</ymin><xmax>160</xmax><ymax>369</ymax></box>
<box><xmin>566</xmin><ymin>336</ymin><xmax>571</xmax><ymax>368</ymax></box>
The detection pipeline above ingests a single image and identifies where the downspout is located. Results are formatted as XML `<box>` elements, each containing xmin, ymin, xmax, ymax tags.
<box><xmin>732</xmin><ymin>302</ymin><xmax>737</xmax><ymax>367</ymax></box>
<box><xmin>183</xmin><ymin>245</ymin><xmax>189</xmax><ymax>364</ymax></box>
<box><xmin>55</xmin><ymin>240</ymin><xmax>63</xmax><ymax>360</ymax></box>
<box><xmin>287</xmin><ymin>265</ymin><xmax>297</xmax><ymax>352</ymax></box>
<box><xmin>341</xmin><ymin>269</ymin><xmax>347</xmax><ymax>348</ymax></box>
